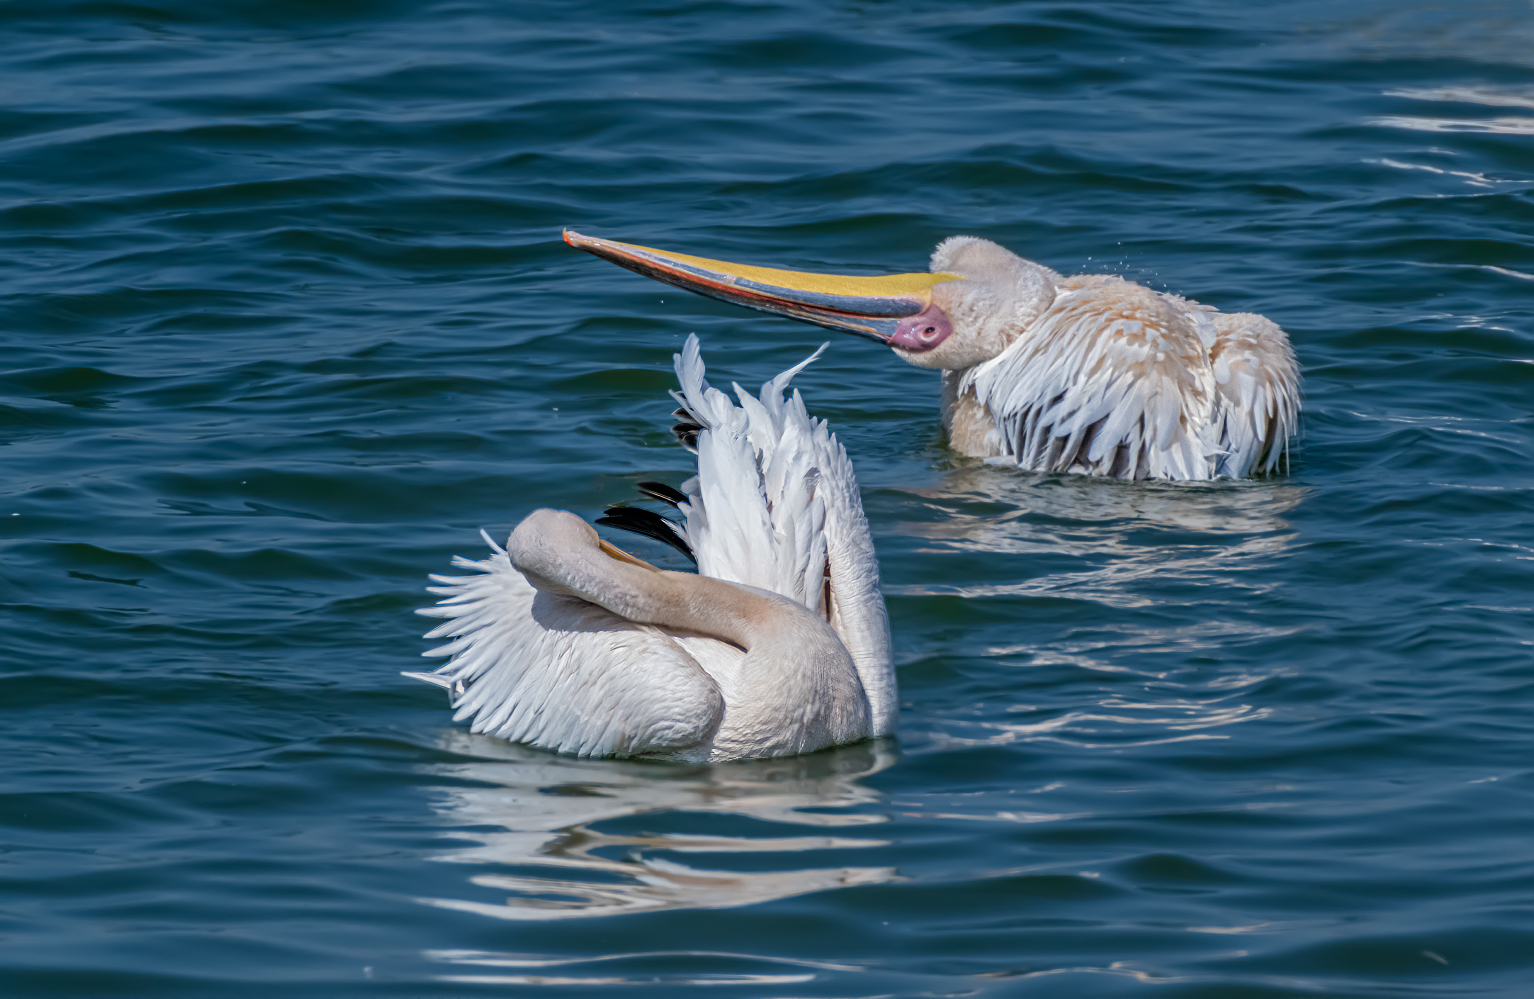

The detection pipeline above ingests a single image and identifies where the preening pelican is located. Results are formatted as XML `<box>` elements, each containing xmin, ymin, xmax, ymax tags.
<box><xmin>565</xmin><ymin>231</ymin><xmax>1299</xmax><ymax>481</ymax></box>
<box><xmin>407</xmin><ymin>335</ymin><xmax>894</xmax><ymax>762</ymax></box>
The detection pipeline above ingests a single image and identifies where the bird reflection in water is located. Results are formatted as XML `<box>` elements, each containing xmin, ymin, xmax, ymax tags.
<box><xmin>416</xmin><ymin>733</ymin><xmax>898</xmax><ymax>923</ymax></box>
<box><xmin>892</xmin><ymin>462</ymin><xmax>1308</xmax><ymax>604</ymax></box>
<box><xmin>888</xmin><ymin>464</ymin><xmax>1309</xmax><ymax>751</ymax></box>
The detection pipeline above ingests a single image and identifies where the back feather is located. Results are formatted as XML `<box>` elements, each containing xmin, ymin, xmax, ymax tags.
<box><xmin>963</xmin><ymin>277</ymin><xmax>1217</xmax><ymax>481</ymax></box>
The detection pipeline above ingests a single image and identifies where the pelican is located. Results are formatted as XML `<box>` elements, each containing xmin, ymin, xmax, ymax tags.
<box><xmin>565</xmin><ymin>231</ymin><xmax>1300</xmax><ymax>481</ymax></box>
<box><xmin>407</xmin><ymin>335</ymin><xmax>894</xmax><ymax>762</ymax></box>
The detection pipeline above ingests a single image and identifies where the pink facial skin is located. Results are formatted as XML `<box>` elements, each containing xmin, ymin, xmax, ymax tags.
<box><xmin>887</xmin><ymin>302</ymin><xmax>953</xmax><ymax>353</ymax></box>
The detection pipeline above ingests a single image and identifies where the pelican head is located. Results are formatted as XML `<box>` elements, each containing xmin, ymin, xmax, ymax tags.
<box><xmin>564</xmin><ymin>231</ymin><xmax>1059</xmax><ymax>371</ymax></box>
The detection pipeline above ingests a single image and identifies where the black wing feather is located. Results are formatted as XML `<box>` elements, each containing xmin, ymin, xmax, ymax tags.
<box><xmin>637</xmin><ymin>481</ymin><xmax>688</xmax><ymax>507</ymax></box>
<box><xmin>670</xmin><ymin>407</ymin><xmax>704</xmax><ymax>450</ymax></box>
<box><xmin>596</xmin><ymin>506</ymin><xmax>696</xmax><ymax>564</ymax></box>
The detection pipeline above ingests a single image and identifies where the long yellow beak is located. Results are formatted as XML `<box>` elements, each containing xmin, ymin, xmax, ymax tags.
<box><xmin>564</xmin><ymin>230</ymin><xmax>961</xmax><ymax>343</ymax></box>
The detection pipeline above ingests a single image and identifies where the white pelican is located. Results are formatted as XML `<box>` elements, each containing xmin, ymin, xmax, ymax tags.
<box><xmin>565</xmin><ymin>231</ymin><xmax>1300</xmax><ymax>481</ymax></box>
<box><xmin>407</xmin><ymin>335</ymin><xmax>894</xmax><ymax>762</ymax></box>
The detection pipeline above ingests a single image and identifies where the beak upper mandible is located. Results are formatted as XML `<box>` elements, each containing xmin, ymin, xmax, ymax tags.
<box><xmin>564</xmin><ymin>230</ymin><xmax>961</xmax><ymax>343</ymax></box>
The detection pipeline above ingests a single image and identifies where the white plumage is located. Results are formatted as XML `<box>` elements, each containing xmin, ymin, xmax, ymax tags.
<box><xmin>565</xmin><ymin>230</ymin><xmax>1301</xmax><ymax>482</ymax></box>
<box><xmin>407</xmin><ymin>335</ymin><xmax>894</xmax><ymax>761</ymax></box>
<box><xmin>911</xmin><ymin>243</ymin><xmax>1300</xmax><ymax>481</ymax></box>
<box><xmin>955</xmin><ymin>273</ymin><xmax>1298</xmax><ymax>480</ymax></box>
<box><xmin>1205</xmin><ymin>312</ymin><xmax>1301</xmax><ymax>479</ymax></box>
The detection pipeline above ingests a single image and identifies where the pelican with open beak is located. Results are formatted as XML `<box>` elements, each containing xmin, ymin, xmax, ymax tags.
<box><xmin>565</xmin><ymin>230</ymin><xmax>1299</xmax><ymax>481</ymax></box>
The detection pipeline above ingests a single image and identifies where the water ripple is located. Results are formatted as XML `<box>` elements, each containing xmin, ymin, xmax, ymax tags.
<box><xmin>2</xmin><ymin>1</ymin><xmax>1532</xmax><ymax>996</ymax></box>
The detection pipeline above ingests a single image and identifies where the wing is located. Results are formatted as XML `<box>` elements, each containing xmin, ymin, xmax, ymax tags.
<box><xmin>668</xmin><ymin>334</ymin><xmax>831</xmax><ymax>613</ymax></box>
<box><xmin>1207</xmin><ymin>313</ymin><xmax>1300</xmax><ymax>477</ymax></box>
<box><xmin>960</xmin><ymin>277</ymin><xmax>1218</xmax><ymax>481</ymax></box>
<box><xmin>669</xmin><ymin>335</ymin><xmax>894</xmax><ymax>732</ymax></box>
<box><xmin>807</xmin><ymin>414</ymin><xmax>896</xmax><ymax>736</ymax></box>
<box><xmin>412</xmin><ymin>534</ymin><xmax>725</xmax><ymax>758</ymax></box>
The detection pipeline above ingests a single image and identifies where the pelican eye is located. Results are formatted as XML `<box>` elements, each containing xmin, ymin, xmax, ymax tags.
<box><xmin>921</xmin><ymin>326</ymin><xmax>938</xmax><ymax>339</ymax></box>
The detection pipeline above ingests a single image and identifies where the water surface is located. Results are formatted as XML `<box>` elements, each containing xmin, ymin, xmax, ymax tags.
<box><xmin>2</xmin><ymin>1</ymin><xmax>1532</xmax><ymax>996</ymax></box>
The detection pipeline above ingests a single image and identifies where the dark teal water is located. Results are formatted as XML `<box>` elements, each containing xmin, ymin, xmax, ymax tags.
<box><xmin>3</xmin><ymin>1</ymin><xmax>1533</xmax><ymax>995</ymax></box>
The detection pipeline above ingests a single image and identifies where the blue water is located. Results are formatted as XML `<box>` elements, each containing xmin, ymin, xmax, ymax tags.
<box><xmin>3</xmin><ymin>1</ymin><xmax>1532</xmax><ymax>995</ymax></box>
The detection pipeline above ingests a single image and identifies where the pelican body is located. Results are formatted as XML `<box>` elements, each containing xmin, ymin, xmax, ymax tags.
<box><xmin>408</xmin><ymin>336</ymin><xmax>894</xmax><ymax>762</ymax></box>
<box><xmin>566</xmin><ymin>231</ymin><xmax>1299</xmax><ymax>481</ymax></box>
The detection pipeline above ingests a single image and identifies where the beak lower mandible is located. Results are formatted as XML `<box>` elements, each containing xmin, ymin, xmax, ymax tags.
<box><xmin>564</xmin><ymin>230</ymin><xmax>961</xmax><ymax>344</ymax></box>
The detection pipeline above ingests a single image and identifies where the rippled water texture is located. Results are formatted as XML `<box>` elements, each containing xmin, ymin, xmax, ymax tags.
<box><xmin>3</xmin><ymin>1</ymin><xmax>1532</xmax><ymax>996</ymax></box>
